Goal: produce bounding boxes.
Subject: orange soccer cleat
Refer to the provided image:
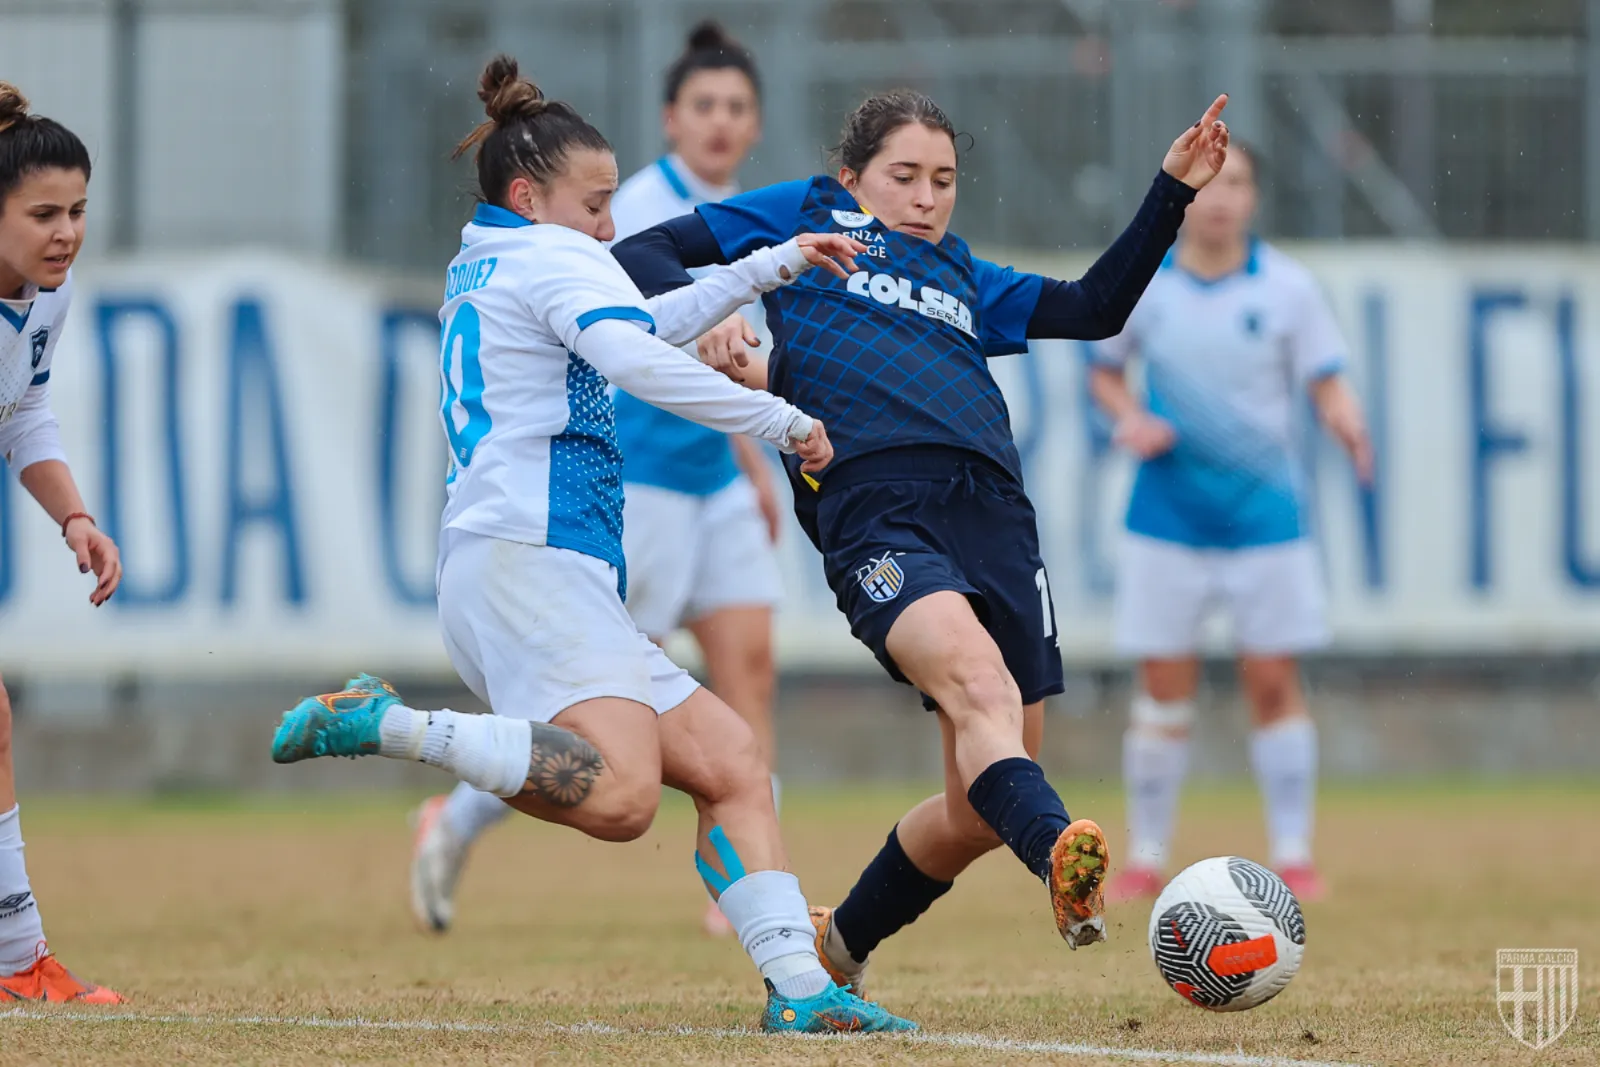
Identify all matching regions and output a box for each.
[807,905,868,999]
[1049,818,1110,949]
[0,948,123,1004]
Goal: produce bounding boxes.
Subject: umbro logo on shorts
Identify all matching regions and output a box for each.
[856,554,906,603]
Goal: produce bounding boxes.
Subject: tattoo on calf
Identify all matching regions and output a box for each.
[523,723,605,807]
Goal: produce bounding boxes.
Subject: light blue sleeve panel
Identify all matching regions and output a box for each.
[696,178,815,260]
[971,257,1045,357]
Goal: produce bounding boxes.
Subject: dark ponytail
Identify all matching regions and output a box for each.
[0,83,92,209]
[833,90,957,174]
[663,20,761,104]
[453,55,611,207]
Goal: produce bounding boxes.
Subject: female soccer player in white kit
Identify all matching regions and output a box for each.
[270,56,913,1033]
[416,22,784,940]
[0,84,124,1004]
[1089,145,1371,904]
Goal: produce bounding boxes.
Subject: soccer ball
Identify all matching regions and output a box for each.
[1148,856,1306,1011]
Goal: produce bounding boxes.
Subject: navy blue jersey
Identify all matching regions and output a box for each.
[697,177,1042,484]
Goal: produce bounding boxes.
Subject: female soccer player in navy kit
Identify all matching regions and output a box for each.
[0,83,124,1004]
[614,90,1230,991]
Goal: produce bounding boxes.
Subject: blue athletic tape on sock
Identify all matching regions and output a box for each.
[694,825,748,897]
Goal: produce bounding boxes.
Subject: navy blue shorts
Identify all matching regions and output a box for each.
[795,446,1065,709]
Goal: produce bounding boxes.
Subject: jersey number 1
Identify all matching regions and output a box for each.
[1035,567,1058,646]
[440,302,491,473]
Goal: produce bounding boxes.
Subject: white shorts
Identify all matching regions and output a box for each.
[436,531,701,723]
[1112,533,1329,658]
[621,476,783,639]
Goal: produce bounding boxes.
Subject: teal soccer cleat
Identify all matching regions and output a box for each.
[270,675,402,763]
[760,980,918,1034]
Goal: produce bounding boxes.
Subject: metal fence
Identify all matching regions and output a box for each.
[3,0,1599,261]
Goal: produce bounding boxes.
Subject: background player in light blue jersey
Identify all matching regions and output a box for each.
[1089,145,1372,905]
[0,84,124,1005]
[413,23,784,940]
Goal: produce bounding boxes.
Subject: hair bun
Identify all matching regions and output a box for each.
[686,19,735,53]
[477,54,547,124]
[0,82,31,135]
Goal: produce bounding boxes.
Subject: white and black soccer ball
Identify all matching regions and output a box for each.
[1148,857,1306,1012]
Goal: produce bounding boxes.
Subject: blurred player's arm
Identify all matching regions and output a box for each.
[1293,273,1373,484]
[1309,374,1373,483]
[1088,361,1176,460]
[731,434,783,543]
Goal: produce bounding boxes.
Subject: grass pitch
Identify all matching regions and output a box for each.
[1,780,1596,1066]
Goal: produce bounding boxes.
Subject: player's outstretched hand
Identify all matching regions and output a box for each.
[794,420,833,473]
[1163,94,1230,190]
[1324,390,1375,484]
[794,233,866,281]
[1113,411,1177,460]
[66,517,122,606]
[698,313,761,375]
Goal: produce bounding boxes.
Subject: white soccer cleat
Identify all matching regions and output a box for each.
[410,795,468,934]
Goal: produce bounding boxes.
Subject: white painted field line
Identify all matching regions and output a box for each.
[0,1007,1373,1067]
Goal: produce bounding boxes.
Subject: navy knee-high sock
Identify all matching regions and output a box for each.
[966,756,1071,883]
[831,826,953,963]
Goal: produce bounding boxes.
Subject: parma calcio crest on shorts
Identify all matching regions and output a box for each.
[856,554,905,603]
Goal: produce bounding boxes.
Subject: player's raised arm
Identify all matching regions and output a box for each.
[999,96,1230,346]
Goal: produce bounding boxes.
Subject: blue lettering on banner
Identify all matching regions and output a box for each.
[1555,292,1600,587]
[96,298,190,606]
[1075,342,1117,598]
[221,298,305,606]
[1468,289,1532,591]
[378,307,443,606]
[1358,290,1388,590]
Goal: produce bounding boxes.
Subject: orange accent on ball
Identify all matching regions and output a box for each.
[1207,933,1278,976]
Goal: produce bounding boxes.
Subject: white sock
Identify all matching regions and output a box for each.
[770,774,782,819]
[381,706,531,798]
[1123,725,1190,870]
[443,781,512,842]
[1250,716,1318,867]
[716,870,832,999]
[0,806,45,975]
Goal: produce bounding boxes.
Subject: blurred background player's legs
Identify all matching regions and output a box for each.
[1230,539,1329,901]
[1105,534,1212,904]
[1107,537,1328,904]
[0,675,121,1004]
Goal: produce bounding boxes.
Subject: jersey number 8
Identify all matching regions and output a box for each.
[440,302,492,475]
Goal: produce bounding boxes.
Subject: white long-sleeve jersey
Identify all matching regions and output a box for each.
[437,204,814,588]
[0,272,71,474]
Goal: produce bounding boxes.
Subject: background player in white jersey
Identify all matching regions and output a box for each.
[415,22,784,940]
[1088,145,1371,904]
[270,57,913,1033]
[0,84,124,1004]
